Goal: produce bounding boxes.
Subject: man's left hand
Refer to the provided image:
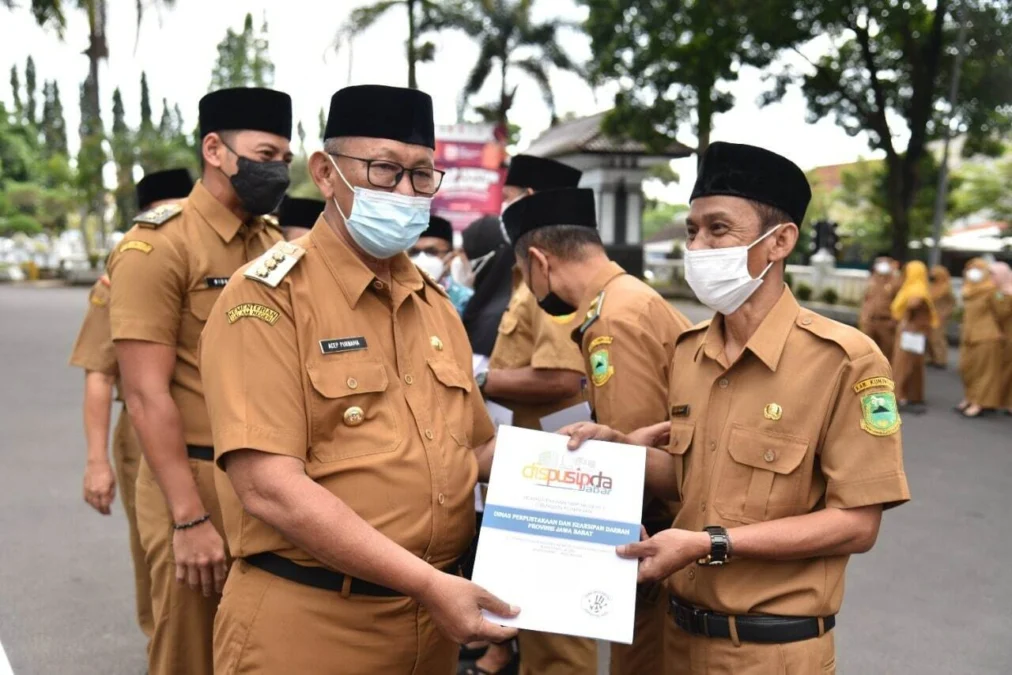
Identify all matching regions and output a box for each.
[617,528,711,584]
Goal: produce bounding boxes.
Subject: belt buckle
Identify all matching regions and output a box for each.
[691,607,709,637]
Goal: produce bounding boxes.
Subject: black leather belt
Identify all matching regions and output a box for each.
[244,551,461,597]
[186,445,214,461]
[669,595,835,644]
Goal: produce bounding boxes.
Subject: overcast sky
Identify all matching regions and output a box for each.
[0,0,889,202]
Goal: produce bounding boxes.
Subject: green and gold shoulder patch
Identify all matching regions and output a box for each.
[589,345,613,387]
[854,377,894,394]
[226,303,280,326]
[859,392,901,437]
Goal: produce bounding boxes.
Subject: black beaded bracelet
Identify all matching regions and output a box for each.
[173,513,211,531]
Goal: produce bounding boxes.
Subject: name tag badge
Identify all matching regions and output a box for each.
[205,277,230,288]
[670,404,691,418]
[320,337,368,355]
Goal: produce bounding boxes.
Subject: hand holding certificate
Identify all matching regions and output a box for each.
[472,425,646,644]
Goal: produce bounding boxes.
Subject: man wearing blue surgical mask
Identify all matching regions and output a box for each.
[199,84,518,674]
[562,142,910,675]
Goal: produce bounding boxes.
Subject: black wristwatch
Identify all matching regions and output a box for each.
[697,526,732,566]
[475,370,489,394]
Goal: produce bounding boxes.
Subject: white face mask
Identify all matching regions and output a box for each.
[410,252,446,281]
[965,268,985,284]
[874,261,894,276]
[683,224,783,315]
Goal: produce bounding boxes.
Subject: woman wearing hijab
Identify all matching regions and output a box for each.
[460,215,515,358]
[956,258,1005,418]
[990,262,1012,416]
[890,261,938,411]
[927,265,956,368]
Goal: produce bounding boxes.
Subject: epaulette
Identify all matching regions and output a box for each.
[262,214,282,231]
[243,241,305,288]
[675,318,711,345]
[418,267,449,298]
[99,274,110,287]
[796,308,875,360]
[134,203,182,228]
[571,290,606,343]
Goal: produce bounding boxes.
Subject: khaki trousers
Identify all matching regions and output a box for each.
[136,457,226,675]
[518,630,598,675]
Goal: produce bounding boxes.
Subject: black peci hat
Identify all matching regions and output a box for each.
[135,168,193,211]
[199,87,293,140]
[278,197,325,229]
[504,155,582,191]
[501,188,597,244]
[324,85,435,149]
[420,215,453,244]
[690,142,811,225]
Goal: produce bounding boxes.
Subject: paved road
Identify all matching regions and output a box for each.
[1,285,1010,674]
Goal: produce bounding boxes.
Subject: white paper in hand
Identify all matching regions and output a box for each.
[540,401,593,433]
[900,331,926,355]
[472,425,645,644]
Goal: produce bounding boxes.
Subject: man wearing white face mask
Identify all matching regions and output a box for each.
[409,214,475,315]
[859,254,901,359]
[199,84,518,674]
[562,142,909,675]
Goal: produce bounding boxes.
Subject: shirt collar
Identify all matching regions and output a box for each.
[697,285,799,372]
[188,180,244,244]
[310,215,425,309]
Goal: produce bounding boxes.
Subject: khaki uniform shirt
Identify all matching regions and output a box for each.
[487,268,586,430]
[572,261,691,529]
[960,291,1004,345]
[199,217,495,570]
[69,277,122,397]
[666,288,910,617]
[107,181,281,446]
[860,274,900,324]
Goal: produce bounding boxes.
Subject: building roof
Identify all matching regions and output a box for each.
[524,112,693,159]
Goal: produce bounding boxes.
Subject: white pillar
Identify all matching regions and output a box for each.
[626,191,642,244]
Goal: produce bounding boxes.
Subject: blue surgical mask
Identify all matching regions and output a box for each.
[328,155,431,259]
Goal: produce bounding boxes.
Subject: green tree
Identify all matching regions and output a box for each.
[139,71,153,133]
[209,13,275,90]
[431,0,580,127]
[581,0,792,158]
[38,79,68,159]
[9,65,22,119]
[77,76,107,248]
[334,0,450,89]
[762,0,1012,260]
[111,88,136,231]
[951,152,1012,225]
[24,55,37,127]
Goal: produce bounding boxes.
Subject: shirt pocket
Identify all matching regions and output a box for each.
[181,288,221,346]
[498,312,519,336]
[714,424,809,524]
[427,358,474,447]
[306,360,400,462]
[667,421,695,501]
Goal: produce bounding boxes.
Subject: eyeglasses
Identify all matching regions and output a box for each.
[329,153,445,196]
[408,246,451,258]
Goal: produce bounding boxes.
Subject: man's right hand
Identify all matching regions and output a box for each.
[83,458,116,515]
[558,422,625,450]
[418,572,520,644]
[173,519,229,597]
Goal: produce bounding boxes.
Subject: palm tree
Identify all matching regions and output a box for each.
[335,0,448,89]
[431,0,580,128]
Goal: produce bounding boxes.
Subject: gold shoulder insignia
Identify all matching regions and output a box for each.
[133,203,182,228]
[119,240,153,254]
[419,268,449,298]
[262,214,282,231]
[243,241,306,288]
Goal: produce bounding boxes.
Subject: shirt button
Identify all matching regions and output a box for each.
[718,378,729,389]
[801,317,813,326]
[404,374,414,385]
[437,493,445,505]
[764,449,776,463]
[373,280,384,290]
[708,441,716,451]
[425,429,434,440]
[347,377,358,390]
[687,568,696,580]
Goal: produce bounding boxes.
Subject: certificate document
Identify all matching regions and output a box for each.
[471,425,645,644]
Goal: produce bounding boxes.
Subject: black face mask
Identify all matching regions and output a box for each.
[221,141,290,215]
[530,259,576,317]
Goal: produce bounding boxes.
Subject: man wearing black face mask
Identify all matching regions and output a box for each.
[107,86,292,675]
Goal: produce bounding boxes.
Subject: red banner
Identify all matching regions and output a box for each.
[433,124,507,233]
